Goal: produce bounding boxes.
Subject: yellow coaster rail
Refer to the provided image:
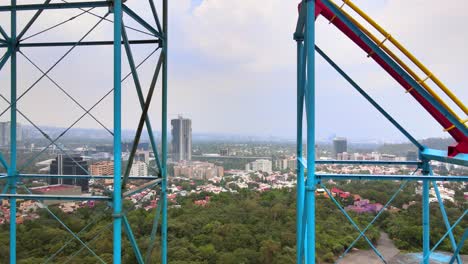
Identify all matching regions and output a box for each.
[331,0,468,124]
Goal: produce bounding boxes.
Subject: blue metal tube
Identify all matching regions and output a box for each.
[424,210,468,263]
[421,148,468,167]
[0,152,9,171]
[300,158,421,167]
[121,24,162,174]
[0,50,11,70]
[17,173,160,180]
[316,160,421,166]
[0,25,8,40]
[123,216,144,264]
[295,0,306,38]
[305,1,316,263]
[0,194,111,201]
[18,39,160,48]
[320,0,468,136]
[295,38,305,264]
[337,181,409,261]
[0,1,110,11]
[113,0,123,263]
[449,229,468,264]
[432,181,462,264]
[16,0,51,40]
[9,1,17,262]
[315,46,424,150]
[1,184,8,194]
[422,161,430,264]
[315,174,468,182]
[145,198,162,263]
[122,5,161,38]
[148,0,162,33]
[161,0,168,262]
[322,185,387,263]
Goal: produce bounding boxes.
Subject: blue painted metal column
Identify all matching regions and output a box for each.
[305,0,316,263]
[421,160,430,264]
[9,1,17,263]
[294,32,305,264]
[113,0,123,263]
[161,0,168,262]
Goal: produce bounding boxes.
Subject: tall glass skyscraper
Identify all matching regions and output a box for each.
[171,116,192,161]
[333,137,347,157]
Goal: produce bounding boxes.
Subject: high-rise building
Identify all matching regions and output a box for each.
[246,159,273,173]
[171,116,192,161]
[333,137,347,158]
[49,154,89,192]
[90,161,114,176]
[173,161,224,180]
[219,148,230,156]
[129,161,148,176]
[0,121,22,146]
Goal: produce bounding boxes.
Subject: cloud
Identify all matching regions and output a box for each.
[0,0,466,142]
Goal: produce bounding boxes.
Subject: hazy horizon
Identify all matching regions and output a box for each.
[0,0,466,143]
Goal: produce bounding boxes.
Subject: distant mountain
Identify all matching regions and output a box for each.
[378,137,455,155]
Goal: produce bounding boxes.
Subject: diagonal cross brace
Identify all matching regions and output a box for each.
[432,180,462,264]
[21,185,106,263]
[449,229,468,264]
[337,181,410,262]
[0,12,110,120]
[0,93,91,175]
[19,50,113,135]
[123,216,144,264]
[321,184,387,263]
[0,50,11,71]
[122,5,162,38]
[16,0,52,41]
[60,0,156,37]
[421,210,468,264]
[148,0,163,34]
[15,47,160,173]
[315,45,424,150]
[145,198,162,263]
[121,34,164,189]
[122,22,163,174]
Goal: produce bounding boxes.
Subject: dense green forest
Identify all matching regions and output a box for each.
[0,183,466,263]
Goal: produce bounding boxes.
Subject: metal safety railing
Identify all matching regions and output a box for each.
[330,0,468,132]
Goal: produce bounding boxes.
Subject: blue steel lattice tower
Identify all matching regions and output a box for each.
[0,0,169,263]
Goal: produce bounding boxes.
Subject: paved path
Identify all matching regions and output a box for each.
[338,232,400,264]
[337,232,468,264]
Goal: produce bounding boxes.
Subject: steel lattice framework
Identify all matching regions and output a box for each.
[0,0,168,263]
[295,0,468,263]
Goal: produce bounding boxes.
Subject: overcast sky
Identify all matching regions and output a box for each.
[0,0,467,143]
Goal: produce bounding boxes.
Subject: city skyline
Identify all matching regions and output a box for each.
[0,1,466,142]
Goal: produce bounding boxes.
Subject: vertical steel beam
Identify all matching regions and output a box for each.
[305,1,316,263]
[161,0,168,263]
[295,37,305,264]
[9,1,17,263]
[422,161,430,264]
[113,0,123,263]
